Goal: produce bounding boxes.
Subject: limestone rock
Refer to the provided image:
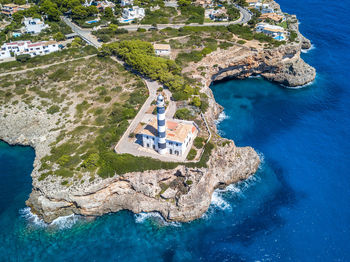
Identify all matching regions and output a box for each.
[161,187,177,199]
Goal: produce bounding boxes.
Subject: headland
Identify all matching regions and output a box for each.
[0,0,315,223]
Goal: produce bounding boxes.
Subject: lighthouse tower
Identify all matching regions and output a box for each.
[156,94,167,154]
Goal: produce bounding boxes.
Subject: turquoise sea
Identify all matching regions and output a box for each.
[1,0,350,261]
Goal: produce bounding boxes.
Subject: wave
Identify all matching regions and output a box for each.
[205,172,262,219]
[20,207,82,229]
[211,191,232,211]
[134,212,181,227]
[215,111,230,125]
[50,214,81,229]
[256,151,265,170]
[301,43,316,53]
[19,207,47,228]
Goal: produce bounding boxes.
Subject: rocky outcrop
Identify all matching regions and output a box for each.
[288,14,312,50]
[0,101,259,223]
[25,143,259,223]
[0,0,315,224]
[188,41,315,88]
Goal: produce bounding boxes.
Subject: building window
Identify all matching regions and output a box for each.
[153,145,155,149]
[170,149,173,154]
[147,144,149,147]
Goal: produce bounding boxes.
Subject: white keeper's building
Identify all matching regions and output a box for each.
[139,94,198,156]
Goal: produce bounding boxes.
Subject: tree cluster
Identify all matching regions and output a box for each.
[99,40,197,101]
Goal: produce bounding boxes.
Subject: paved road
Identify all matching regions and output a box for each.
[118,5,251,31]
[62,16,102,48]
[62,5,251,38]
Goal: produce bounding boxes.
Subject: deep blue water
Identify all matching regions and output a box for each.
[1,0,350,261]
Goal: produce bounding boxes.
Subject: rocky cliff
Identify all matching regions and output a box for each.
[0,1,315,224]
[186,41,315,89]
[26,142,259,223]
[183,9,315,89]
[0,101,259,224]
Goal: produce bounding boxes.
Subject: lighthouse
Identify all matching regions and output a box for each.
[156,94,167,154]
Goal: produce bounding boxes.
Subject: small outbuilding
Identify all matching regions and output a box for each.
[153,44,171,56]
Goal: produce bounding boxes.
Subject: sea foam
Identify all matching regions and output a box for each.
[134,212,181,227]
[301,43,316,54]
[215,111,230,125]
[19,207,47,228]
[205,172,262,219]
[20,207,82,229]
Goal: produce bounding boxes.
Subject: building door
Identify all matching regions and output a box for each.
[170,149,173,154]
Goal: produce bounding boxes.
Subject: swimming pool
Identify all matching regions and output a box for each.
[274,35,285,41]
[12,32,22,37]
[86,20,99,24]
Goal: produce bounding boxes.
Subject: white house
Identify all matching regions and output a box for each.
[96,1,116,11]
[254,3,274,14]
[23,17,49,34]
[120,6,145,23]
[246,0,259,6]
[207,7,228,21]
[153,44,171,56]
[0,40,59,59]
[121,0,133,6]
[255,22,286,40]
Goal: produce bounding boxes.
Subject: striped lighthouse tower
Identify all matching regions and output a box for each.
[156,94,167,154]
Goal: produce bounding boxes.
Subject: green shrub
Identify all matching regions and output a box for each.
[186,179,193,185]
[81,153,99,170]
[289,30,298,42]
[219,42,234,50]
[14,86,26,95]
[48,68,73,81]
[16,54,31,62]
[187,148,197,160]
[115,28,128,34]
[58,155,70,166]
[200,99,209,113]
[176,51,203,65]
[55,168,74,178]
[186,142,214,168]
[174,108,194,120]
[194,137,205,149]
[104,96,112,102]
[47,105,60,114]
[227,24,253,40]
[76,100,90,114]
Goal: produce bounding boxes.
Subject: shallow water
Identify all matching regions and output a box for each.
[0,0,350,260]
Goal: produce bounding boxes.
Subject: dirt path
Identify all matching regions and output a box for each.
[0,55,97,77]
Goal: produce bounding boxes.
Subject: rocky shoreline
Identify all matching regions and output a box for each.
[0,99,260,223]
[186,38,315,91]
[0,5,316,223]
